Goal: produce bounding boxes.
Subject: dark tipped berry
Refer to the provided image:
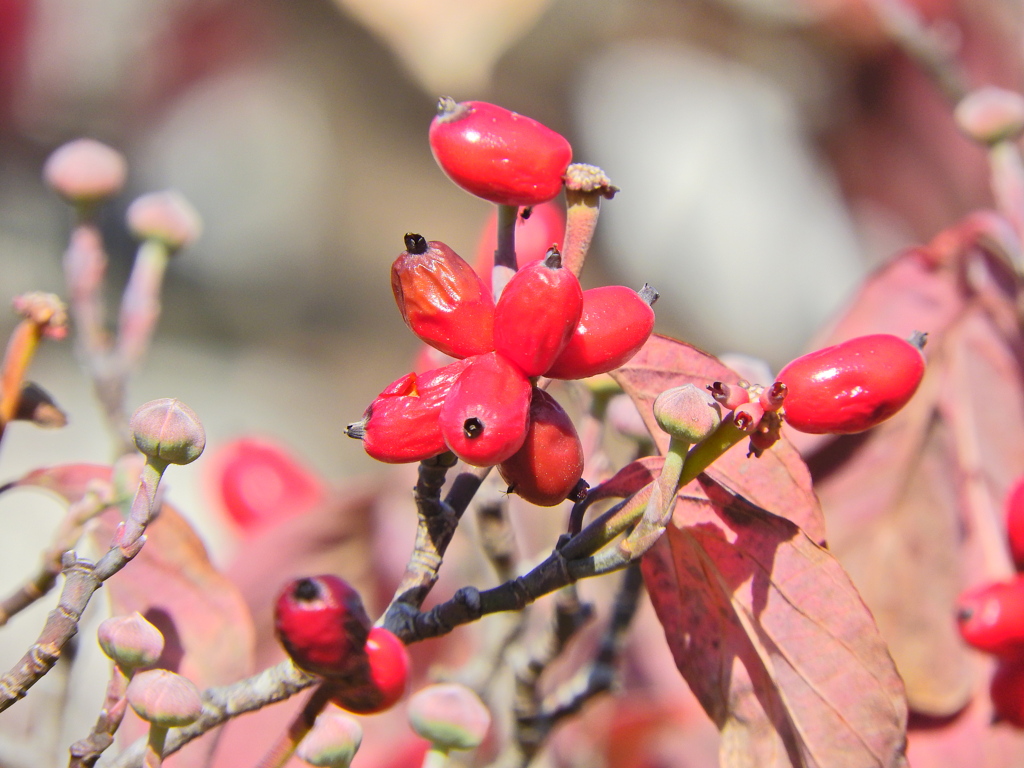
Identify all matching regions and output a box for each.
[274,575,372,677]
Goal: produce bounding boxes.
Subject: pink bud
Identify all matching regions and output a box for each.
[130,398,206,465]
[955,87,1024,145]
[653,384,722,443]
[43,138,127,204]
[407,683,491,751]
[126,191,202,252]
[97,612,164,672]
[126,669,202,727]
[297,711,363,767]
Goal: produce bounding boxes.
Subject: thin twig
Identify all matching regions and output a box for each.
[0,480,112,627]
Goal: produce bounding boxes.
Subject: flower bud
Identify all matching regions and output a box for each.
[407,683,491,751]
[955,87,1024,145]
[653,384,721,443]
[13,292,68,339]
[127,191,202,252]
[14,382,67,428]
[97,612,164,673]
[126,669,202,727]
[130,398,206,465]
[43,138,127,204]
[297,711,363,768]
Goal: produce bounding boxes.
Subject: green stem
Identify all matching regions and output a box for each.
[143,725,167,768]
[421,745,450,768]
[117,239,171,369]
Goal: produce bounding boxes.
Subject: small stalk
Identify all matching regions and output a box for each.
[493,203,519,298]
[561,164,618,277]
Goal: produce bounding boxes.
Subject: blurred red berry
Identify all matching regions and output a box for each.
[991,655,1024,727]
[956,577,1024,657]
[1006,476,1024,571]
[207,437,325,532]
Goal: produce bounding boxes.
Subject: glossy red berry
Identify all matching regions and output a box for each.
[439,352,532,467]
[429,97,572,207]
[1006,476,1024,571]
[493,249,583,377]
[274,576,372,677]
[330,627,410,715]
[392,234,495,359]
[498,388,584,507]
[991,656,1024,727]
[775,333,926,435]
[956,576,1024,656]
[543,285,657,380]
[474,201,565,288]
[207,437,326,533]
[347,359,470,464]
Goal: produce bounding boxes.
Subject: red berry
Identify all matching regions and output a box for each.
[207,437,325,533]
[274,576,372,677]
[543,285,657,380]
[956,577,1024,656]
[991,655,1024,727]
[498,388,584,507]
[439,352,532,467]
[392,234,495,359]
[330,627,410,715]
[473,201,565,288]
[429,97,572,207]
[347,359,470,464]
[775,333,926,435]
[493,249,583,377]
[1006,476,1024,571]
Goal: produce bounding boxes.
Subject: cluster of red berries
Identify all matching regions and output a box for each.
[274,575,409,714]
[957,478,1024,727]
[345,98,657,507]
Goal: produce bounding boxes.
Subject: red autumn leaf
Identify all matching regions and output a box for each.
[790,216,1024,725]
[611,333,825,543]
[642,475,908,768]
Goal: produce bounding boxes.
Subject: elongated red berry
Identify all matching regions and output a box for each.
[330,627,410,715]
[439,352,532,466]
[494,248,583,377]
[498,388,584,507]
[956,576,1024,656]
[544,285,657,380]
[429,97,572,207]
[776,333,926,435]
[392,234,495,359]
[274,575,372,677]
[1006,476,1024,571]
[347,359,470,463]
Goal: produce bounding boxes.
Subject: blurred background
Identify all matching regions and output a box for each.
[0,0,1020,552]
[0,1,1018,766]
